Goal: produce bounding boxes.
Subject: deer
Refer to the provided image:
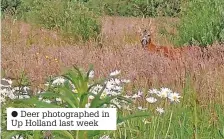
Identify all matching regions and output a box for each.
[139,20,183,60]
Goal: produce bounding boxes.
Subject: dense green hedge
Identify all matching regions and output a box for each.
[86,0,181,17]
[2,0,223,46]
[174,0,224,47]
[2,0,101,42]
[2,0,182,18]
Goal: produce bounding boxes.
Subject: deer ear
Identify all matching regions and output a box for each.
[143,29,148,35]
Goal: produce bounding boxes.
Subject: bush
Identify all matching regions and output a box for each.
[174,0,224,47]
[86,0,181,17]
[1,0,21,16]
[16,0,101,42]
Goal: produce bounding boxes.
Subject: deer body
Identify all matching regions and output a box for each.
[141,29,182,60]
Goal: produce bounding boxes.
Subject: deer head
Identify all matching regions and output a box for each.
[138,18,153,49]
[141,29,151,49]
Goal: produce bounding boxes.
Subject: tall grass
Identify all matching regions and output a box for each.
[1,67,224,139]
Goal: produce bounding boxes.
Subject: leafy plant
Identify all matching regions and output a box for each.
[86,0,181,17]
[2,65,150,139]
[174,0,224,47]
[14,0,101,42]
[1,0,21,16]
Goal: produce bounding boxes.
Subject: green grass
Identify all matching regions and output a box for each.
[173,0,224,47]
[2,0,102,42]
[1,66,224,139]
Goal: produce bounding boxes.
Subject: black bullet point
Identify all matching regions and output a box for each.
[12,111,18,117]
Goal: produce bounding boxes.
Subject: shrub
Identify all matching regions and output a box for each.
[86,0,181,17]
[16,0,101,42]
[174,0,224,47]
[1,0,21,15]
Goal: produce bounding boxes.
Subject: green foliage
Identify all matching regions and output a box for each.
[86,0,181,17]
[1,65,150,139]
[14,0,101,42]
[2,0,182,18]
[174,0,224,47]
[1,65,224,138]
[1,0,21,15]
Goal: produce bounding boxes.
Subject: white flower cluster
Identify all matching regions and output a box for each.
[143,87,181,115]
[125,87,181,115]
[42,70,131,109]
[147,87,181,103]
[11,134,24,139]
[0,78,31,103]
[90,78,124,97]
[89,70,130,109]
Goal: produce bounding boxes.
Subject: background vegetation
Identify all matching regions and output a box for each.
[1,0,224,138]
[173,0,224,47]
[2,0,223,46]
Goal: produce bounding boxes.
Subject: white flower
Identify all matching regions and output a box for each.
[157,88,172,98]
[124,95,132,98]
[110,70,120,76]
[148,89,159,94]
[168,92,181,103]
[113,86,122,91]
[56,98,62,102]
[132,90,143,99]
[12,135,24,139]
[70,83,76,89]
[38,96,43,100]
[137,90,143,96]
[0,96,6,103]
[138,106,147,110]
[99,135,111,139]
[88,95,95,100]
[100,92,107,99]
[37,90,44,94]
[23,86,30,93]
[85,103,90,108]
[72,89,78,94]
[106,90,121,96]
[52,77,65,86]
[89,70,94,78]
[156,107,165,114]
[91,84,103,95]
[132,94,140,99]
[43,99,51,104]
[121,79,130,83]
[146,97,157,103]
[114,78,121,84]
[0,88,15,100]
[18,95,30,99]
[1,78,12,87]
[110,98,121,109]
[106,81,114,90]
[106,78,120,89]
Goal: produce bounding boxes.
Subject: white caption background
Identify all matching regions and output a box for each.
[7,108,117,130]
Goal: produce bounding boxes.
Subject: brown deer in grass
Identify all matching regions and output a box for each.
[139,19,210,60]
[140,26,183,60]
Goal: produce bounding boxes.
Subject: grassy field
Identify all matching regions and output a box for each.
[1,12,224,139]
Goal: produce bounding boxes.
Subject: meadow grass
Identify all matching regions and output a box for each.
[1,66,224,139]
[1,14,224,139]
